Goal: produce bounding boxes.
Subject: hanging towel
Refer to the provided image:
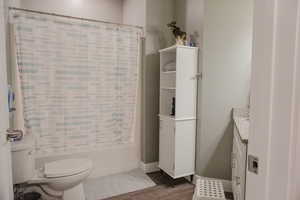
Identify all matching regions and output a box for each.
[10,26,25,134]
[164,61,176,72]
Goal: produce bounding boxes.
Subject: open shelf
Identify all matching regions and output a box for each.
[162,60,176,73]
[160,48,176,73]
[158,114,175,120]
[162,70,176,74]
[159,88,175,117]
[161,87,176,90]
[162,61,176,73]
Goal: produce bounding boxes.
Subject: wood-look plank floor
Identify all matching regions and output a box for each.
[101,172,194,200]
[101,183,194,200]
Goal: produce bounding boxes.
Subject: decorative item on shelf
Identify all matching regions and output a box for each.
[171,97,176,116]
[187,34,197,47]
[167,21,187,45]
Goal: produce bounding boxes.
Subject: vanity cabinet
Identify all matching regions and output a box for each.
[158,45,198,179]
[232,124,248,200]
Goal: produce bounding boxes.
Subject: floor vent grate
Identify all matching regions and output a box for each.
[193,178,226,200]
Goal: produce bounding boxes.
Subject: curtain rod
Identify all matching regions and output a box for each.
[9,7,144,31]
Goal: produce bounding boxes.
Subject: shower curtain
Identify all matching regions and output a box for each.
[10,10,142,156]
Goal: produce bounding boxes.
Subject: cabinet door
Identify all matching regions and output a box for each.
[174,120,196,177]
[175,48,198,119]
[234,185,242,200]
[159,119,175,176]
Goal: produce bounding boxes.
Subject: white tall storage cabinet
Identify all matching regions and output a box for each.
[158,45,198,179]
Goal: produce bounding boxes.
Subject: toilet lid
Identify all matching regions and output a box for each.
[44,159,92,178]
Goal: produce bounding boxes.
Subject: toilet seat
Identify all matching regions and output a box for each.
[44,159,92,178]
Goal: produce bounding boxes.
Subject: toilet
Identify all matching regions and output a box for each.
[11,135,93,200]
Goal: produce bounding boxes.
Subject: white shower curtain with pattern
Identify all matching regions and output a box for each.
[10,10,142,156]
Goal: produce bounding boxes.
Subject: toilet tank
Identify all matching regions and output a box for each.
[11,135,35,184]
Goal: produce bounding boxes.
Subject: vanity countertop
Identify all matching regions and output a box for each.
[233,108,250,143]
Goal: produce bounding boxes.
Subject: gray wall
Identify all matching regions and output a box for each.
[142,0,175,163]
[175,0,204,46]
[122,0,147,163]
[198,0,253,179]
[123,0,146,27]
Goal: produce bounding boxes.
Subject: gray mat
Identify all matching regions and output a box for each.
[83,169,156,200]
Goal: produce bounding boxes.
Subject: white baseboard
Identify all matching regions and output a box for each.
[193,175,232,192]
[140,161,160,173]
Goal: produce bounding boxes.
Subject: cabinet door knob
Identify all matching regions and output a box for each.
[235,176,241,185]
[231,152,237,168]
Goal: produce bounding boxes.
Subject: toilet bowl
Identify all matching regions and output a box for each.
[30,158,93,199]
[11,135,93,200]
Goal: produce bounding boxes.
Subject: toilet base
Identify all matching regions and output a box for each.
[63,183,86,200]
